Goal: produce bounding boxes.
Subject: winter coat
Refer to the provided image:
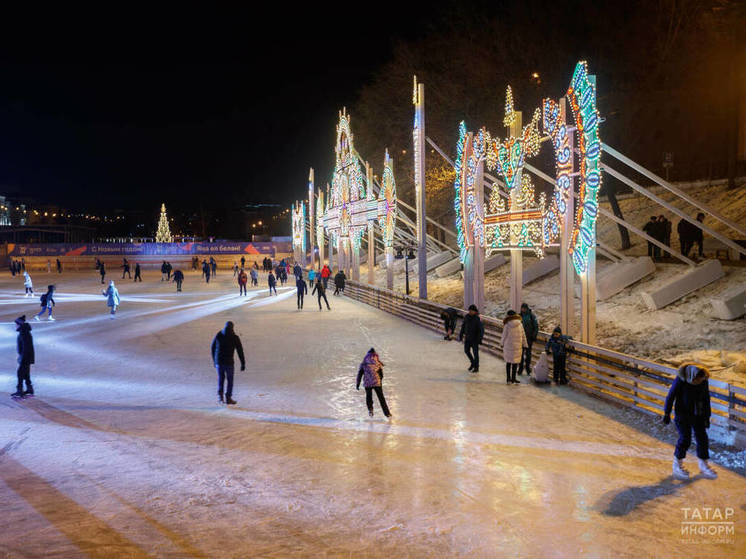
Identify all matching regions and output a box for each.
[268,273,276,287]
[664,364,712,423]
[545,333,571,357]
[249,269,258,280]
[356,350,383,388]
[311,281,326,296]
[173,270,184,282]
[296,278,308,294]
[501,314,527,364]
[293,264,302,279]
[211,322,245,368]
[238,271,248,285]
[23,272,32,288]
[441,307,458,327]
[321,266,331,279]
[103,285,120,307]
[459,313,484,344]
[17,321,34,366]
[40,290,55,308]
[309,270,316,282]
[520,308,539,341]
[334,271,346,288]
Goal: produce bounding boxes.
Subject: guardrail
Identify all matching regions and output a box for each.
[344,280,746,447]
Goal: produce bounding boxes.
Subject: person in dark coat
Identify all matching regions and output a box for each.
[356,347,391,418]
[203,261,211,283]
[693,212,705,257]
[268,271,277,295]
[134,263,142,282]
[459,304,484,373]
[333,270,346,295]
[440,307,458,340]
[658,215,671,257]
[642,216,658,259]
[166,261,173,280]
[56,258,62,274]
[677,218,692,257]
[211,321,245,405]
[518,303,539,375]
[312,278,330,310]
[12,315,35,398]
[545,326,571,384]
[173,269,184,292]
[293,263,303,280]
[35,285,56,321]
[296,276,308,309]
[99,262,106,284]
[240,256,246,269]
[121,258,131,279]
[664,363,717,479]
[161,261,169,281]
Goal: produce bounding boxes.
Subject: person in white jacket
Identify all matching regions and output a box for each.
[501,310,527,384]
[23,271,33,297]
[103,280,121,318]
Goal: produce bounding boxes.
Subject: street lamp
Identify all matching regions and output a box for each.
[394,245,416,295]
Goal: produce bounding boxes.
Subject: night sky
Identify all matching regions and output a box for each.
[0,4,427,213]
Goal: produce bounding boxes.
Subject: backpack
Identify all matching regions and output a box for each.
[40,293,48,307]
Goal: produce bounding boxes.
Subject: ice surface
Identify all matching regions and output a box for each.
[0,270,744,557]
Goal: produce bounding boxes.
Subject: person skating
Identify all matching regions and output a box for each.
[312,278,330,310]
[211,321,246,405]
[249,267,258,286]
[232,262,239,278]
[99,262,106,284]
[293,262,303,280]
[333,270,346,295]
[459,304,484,373]
[23,271,33,297]
[238,268,248,296]
[204,261,211,284]
[518,303,538,375]
[173,269,184,292]
[664,363,717,480]
[121,258,131,279]
[134,263,142,282]
[501,310,528,384]
[296,275,308,309]
[308,268,316,287]
[103,280,121,318]
[35,285,56,321]
[56,258,62,274]
[268,271,277,295]
[11,315,35,399]
[321,264,331,289]
[356,347,391,418]
[545,326,571,384]
[240,256,246,269]
[166,261,173,281]
[440,307,458,340]
[161,261,169,281]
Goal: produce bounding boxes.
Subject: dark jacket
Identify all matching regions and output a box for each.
[296,278,308,294]
[311,281,326,296]
[664,364,711,423]
[40,289,55,308]
[268,273,276,287]
[211,322,245,368]
[334,271,346,288]
[459,313,484,344]
[441,307,458,327]
[293,264,302,279]
[17,321,34,366]
[545,333,571,356]
[173,270,184,282]
[520,308,539,341]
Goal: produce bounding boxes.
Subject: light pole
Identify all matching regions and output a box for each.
[394,245,416,295]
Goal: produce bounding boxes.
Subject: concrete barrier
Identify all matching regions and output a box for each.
[641,259,724,310]
[596,257,655,300]
[711,285,746,320]
[460,253,507,280]
[522,255,559,286]
[435,257,461,278]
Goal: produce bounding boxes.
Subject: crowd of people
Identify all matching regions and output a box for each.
[642,213,705,260]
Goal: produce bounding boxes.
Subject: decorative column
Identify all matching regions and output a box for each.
[366,162,375,285]
[558,97,576,337]
[308,168,315,269]
[462,132,485,311]
[580,76,598,345]
[385,246,394,290]
[317,192,325,270]
[413,76,427,299]
[351,241,360,281]
[508,112,523,312]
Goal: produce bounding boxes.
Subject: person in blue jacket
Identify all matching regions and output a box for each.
[664,363,717,480]
[35,285,56,322]
[296,276,308,309]
[103,280,121,317]
[545,326,571,384]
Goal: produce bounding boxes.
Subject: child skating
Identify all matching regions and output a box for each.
[23,271,33,297]
[35,285,56,321]
[545,326,571,384]
[663,363,717,480]
[356,347,391,419]
[103,280,121,317]
[11,315,35,399]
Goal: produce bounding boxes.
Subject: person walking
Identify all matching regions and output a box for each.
[321,264,331,289]
[121,258,131,279]
[293,262,303,280]
[35,285,56,321]
[459,304,484,373]
[356,347,391,419]
[677,217,692,257]
[240,256,246,269]
[518,303,538,375]
[238,268,248,296]
[249,267,258,286]
[56,258,62,274]
[211,321,245,405]
[99,262,106,284]
[23,271,33,297]
[440,307,458,340]
[296,275,307,309]
[311,278,330,310]
[161,261,169,281]
[134,263,142,282]
[103,280,121,318]
[642,216,658,259]
[501,310,528,384]
[204,261,211,284]
[663,363,717,480]
[659,215,672,258]
[268,271,277,295]
[693,212,705,258]
[11,315,35,399]
[173,269,184,292]
[545,326,571,384]
[333,270,346,295]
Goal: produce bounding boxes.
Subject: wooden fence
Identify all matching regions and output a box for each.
[344,280,746,447]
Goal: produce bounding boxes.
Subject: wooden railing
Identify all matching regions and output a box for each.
[344,280,746,446]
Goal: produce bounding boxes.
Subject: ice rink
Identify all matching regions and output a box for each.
[0,269,744,558]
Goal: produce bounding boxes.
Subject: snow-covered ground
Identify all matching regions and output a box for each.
[0,271,744,557]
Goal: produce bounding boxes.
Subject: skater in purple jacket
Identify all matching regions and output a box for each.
[356,348,391,419]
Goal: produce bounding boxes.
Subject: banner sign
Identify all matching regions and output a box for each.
[6,242,292,257]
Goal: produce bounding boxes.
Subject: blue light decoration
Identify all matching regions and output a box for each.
[453,122,486,263]
[454,122,468,262]
[566,61,601,275]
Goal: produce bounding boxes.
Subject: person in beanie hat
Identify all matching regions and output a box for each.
[459,304,484,373]
[356,347,391,418]
[12,315,35,398]
[103,280,121,317]
[501,310,528,384]
[545,326,571,384]
[664,363,717,480]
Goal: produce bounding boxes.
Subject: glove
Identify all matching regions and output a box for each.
[240,364,246,371]
[663,414,670,425]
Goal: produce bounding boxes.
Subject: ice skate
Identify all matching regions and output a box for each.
[11,391,24,399]
[218,393,224,404]
[672,458,689,480]
[368,410,374,417]
[48,316,56,321]
[34,315,40,321]
[698,459,717,479]
[225,397,237,405]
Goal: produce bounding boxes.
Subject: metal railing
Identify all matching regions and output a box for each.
[343,280,746,445]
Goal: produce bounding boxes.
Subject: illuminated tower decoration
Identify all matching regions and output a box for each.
[378,149,398,289]
[308,168,315,269]
[316,190,325,267]
[413,75,427,299]
[155,203,173,243]
[291,200,306,265]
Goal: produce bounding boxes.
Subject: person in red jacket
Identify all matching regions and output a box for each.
[320,265,331,289]
[238,269,248,296]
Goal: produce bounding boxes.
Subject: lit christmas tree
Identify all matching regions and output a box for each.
[156,203,173,243]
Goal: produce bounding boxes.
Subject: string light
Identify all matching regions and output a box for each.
[291,200,306,253]
[378,149,397,248]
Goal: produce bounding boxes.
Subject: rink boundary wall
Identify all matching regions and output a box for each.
[343,280,746,449]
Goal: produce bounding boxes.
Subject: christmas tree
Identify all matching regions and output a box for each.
[156,203,173,243]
